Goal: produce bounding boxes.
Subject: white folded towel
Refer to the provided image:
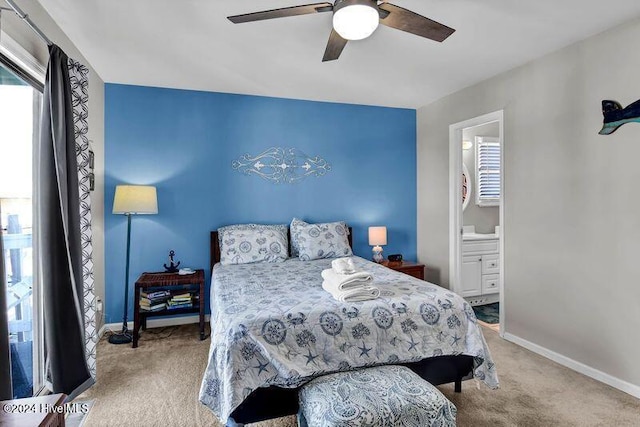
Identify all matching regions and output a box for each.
[322,281,380,302]
[331,257,358,274]
[321,268,374,291]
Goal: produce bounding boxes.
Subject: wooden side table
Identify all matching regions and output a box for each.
[380,260,425,280]
[0,393,66,427]
[133,269,205,348]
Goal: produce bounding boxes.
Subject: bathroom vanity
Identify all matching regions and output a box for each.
[461,227,500,306]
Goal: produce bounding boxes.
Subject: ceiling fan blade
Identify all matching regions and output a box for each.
[378,3,455,42]
[228,3,333,24]
[322,29,348,62]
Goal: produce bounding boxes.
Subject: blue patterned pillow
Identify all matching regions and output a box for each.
[218,224,288,265]
[290,218,352,261]
[289,218,305,258]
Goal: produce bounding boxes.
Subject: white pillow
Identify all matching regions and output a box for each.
[218,224,288,265]
[290,218,352,261]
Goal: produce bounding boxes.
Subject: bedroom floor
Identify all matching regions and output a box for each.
[473,303,500,333]
[77,324,640,427]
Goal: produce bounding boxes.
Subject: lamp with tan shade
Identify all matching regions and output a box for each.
[110,185,158,345]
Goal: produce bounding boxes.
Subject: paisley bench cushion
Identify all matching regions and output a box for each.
[298,365,457,427]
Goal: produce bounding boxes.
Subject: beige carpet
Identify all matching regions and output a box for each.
[78,325,640,426]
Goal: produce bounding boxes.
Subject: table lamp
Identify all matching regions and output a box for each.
[368,226,387,263]
[110,185,158,344]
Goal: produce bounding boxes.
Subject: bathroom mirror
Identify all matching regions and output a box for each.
[462,163,471,211]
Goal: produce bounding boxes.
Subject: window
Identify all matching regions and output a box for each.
[475,137,500,207]
[1,35,45,399]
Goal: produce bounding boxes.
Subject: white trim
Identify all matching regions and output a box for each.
[102,314,210,336]
[448,124,462,304]
[504,333,640,399]
[448,110,504,337]
[0,30,46,82]
[497,116,505,339]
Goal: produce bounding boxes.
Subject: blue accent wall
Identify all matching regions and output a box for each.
[105,84,416,323]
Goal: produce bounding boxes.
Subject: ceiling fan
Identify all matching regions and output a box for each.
[228,0,455,62]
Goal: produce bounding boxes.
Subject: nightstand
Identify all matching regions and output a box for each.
[380,260,425,280]
[133,269,205,348]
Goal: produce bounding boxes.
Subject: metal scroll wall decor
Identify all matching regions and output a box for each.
[599,99,640,135]
[232,147,331,184]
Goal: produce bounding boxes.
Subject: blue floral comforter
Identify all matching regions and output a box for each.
[199,256,499,422]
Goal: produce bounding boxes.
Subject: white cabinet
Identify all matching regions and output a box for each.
[461,255,482,297]
[481,254,499,275]
[460,237,500,298]
[482,274,499,294]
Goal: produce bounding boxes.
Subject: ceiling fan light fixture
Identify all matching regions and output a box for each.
[332,0,379,41]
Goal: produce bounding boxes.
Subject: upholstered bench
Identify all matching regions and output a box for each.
[298,365,457,427]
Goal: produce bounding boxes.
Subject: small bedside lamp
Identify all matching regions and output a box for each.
[368,226,387,263]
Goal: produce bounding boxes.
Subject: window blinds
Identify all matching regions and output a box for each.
[476,139,500,206]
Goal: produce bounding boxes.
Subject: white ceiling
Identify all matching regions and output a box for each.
[37,0,640,109]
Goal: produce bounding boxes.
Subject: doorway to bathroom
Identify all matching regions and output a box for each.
[448,111,504,336]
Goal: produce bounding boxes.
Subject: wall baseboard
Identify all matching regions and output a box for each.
[100,314,210,338]
[503,332,640,399]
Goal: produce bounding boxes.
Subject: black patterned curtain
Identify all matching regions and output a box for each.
[36,44,95,400]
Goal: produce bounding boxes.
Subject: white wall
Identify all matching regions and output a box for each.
[462,122,500,234]
[418,17,640,390]
[1,1,105,329]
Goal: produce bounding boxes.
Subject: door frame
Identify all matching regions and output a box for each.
[448,110,504,337]
[0,33,46,396]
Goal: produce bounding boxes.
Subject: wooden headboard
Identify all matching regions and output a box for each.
[210,226,353,270]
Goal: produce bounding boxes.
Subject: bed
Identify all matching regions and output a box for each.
[200,229,499,425]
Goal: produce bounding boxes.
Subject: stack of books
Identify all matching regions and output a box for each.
[166,292,193,310]
[139,290,170,312]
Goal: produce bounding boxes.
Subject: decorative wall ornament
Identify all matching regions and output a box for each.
[232,147,331,184]
[599,99,640,135]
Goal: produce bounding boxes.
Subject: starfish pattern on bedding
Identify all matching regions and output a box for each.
[254,361,269,375]
[407,336,419,351]
[304,349,319,365]
[358,343,372,357]
[451,334,461,346]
